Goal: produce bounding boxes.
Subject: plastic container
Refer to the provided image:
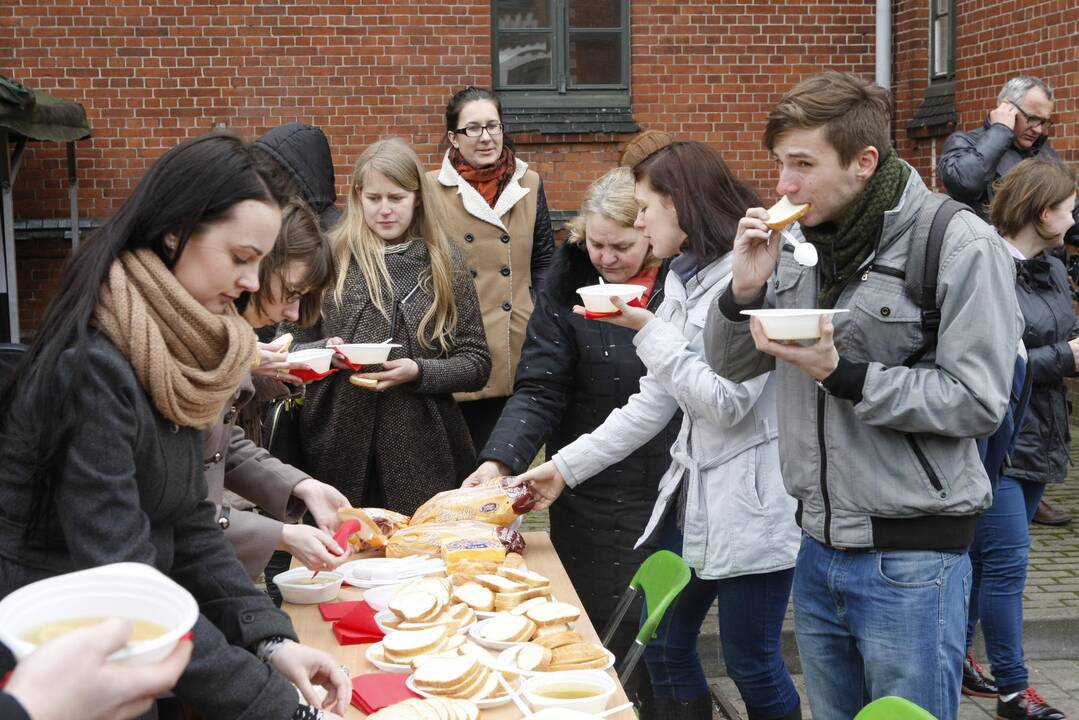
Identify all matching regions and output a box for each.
[286,348,336,373]
[0,562,198,665]
[522,669,617,714]
[333,343,401,366]
[575,284,647,313]
[272,568,344,604]
[740,308,849,341]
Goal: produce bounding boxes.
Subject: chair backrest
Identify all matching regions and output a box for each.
[854,696,938,720]
[629,549,691,644]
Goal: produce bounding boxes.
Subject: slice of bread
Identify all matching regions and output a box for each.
[367,702,423,719]
[465,671,499,702]
[398,699,441,720]
[493,586,551,611]
[550,642,607,665]
[502,552,525,568]
[414,577,452,606]
[509,596,550,617]
[508,616,537,643]
[452,582,494,612]
[525,601,580,627]
[451,699,480,720]
[496,565,550,589]
[382,626,448,662]
[764,196,811,230]
[545,655,610,671]
[515,642,552,671]
[480,613,532,643]
[390,590,440,622]
[473,574,527,594]
[531,630,584,649]
[413,655,482,692]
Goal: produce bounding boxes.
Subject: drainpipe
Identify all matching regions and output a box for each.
[876,0,891,89]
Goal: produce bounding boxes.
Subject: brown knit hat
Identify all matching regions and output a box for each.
[619,129,674,168]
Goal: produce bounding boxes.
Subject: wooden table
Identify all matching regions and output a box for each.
[284,531,636,719]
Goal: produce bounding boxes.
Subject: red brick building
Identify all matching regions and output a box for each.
[2,0,1076,338]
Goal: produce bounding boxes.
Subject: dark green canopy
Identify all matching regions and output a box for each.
[0,76,90,142]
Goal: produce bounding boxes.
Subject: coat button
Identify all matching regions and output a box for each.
[500,234,510,244]
[464,233,475,243]
[470,268,477,278]
[241,612,255,623]
[212,452,223,463]
[880,306,891,317]
[500,266,511,277]
[501,301,512,311]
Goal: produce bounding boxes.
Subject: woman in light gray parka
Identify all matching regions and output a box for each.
[512,141,801,720]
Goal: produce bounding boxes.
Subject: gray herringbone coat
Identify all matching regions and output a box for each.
[284,241,490,512]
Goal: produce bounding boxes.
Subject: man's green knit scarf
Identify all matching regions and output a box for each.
[802,150,910,308]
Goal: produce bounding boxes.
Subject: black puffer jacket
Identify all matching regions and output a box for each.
[1007,252,1079,484]
[254,123,341,231]
[481,242,680,640]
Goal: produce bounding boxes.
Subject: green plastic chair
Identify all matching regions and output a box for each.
[599,549,691,685]
[854,696,938,720]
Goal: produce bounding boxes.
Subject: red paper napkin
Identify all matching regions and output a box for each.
[584,296,644,320]
[318,600,366,622]
[291,367,339,383]
[336,600,383,637]
[331,623,382,646]
[351,672,419,714]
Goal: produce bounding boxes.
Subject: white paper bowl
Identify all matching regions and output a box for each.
[576,284,647,313]
[0,563,198,665]
[740,308,849,341]
[523,669,617,714]
[273,569,344,605]
[286,348,336,373]
[334,343,401,365]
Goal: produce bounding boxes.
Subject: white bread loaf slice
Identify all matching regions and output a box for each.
[397,700,440,720]
[466,671,500,702]
[526,601,580,627]
[493,586,551,611]
[480,613,532,643]
[531,630,584,649]
[414,577,452,606]
[472,574,527,594]
[382,626,448,661]
[496,565,550,589]
[764,195,811,230]
[390,590,440,621]
[367,702,423,719]
[413,655,482,692]
[452,582,495,612]
[509,596,550,616]
[515,642,552,671]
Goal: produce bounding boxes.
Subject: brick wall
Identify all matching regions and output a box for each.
[3,0,1075,336]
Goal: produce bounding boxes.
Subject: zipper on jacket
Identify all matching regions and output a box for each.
[905,434,944,492]
[817,387,832,546]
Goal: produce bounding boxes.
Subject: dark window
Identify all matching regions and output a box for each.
[930,0,955,81]
[492,0,635,131]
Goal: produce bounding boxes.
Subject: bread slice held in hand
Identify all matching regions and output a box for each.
[764,195,811,229]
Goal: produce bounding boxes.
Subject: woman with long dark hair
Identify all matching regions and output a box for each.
[516,142,802,720]
[0,133,349,720]
[429,86,554,451]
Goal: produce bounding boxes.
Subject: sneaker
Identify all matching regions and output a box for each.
[963,652,998,698]
[996,687,1067,720]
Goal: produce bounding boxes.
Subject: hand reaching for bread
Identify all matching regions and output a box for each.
[509,461,565,511]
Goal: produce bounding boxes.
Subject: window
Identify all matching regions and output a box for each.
[930,0,955,81]
[492,0,636,132]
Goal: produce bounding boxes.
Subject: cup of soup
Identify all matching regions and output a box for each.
[0,562,199,665]
[523,669,617,714]
[576,284,647,314]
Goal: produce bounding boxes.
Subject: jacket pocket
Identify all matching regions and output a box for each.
[844,277,923,363]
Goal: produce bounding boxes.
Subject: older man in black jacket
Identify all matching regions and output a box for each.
[939,75,1077,526]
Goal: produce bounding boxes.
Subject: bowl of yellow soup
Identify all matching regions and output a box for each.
[272,568,345,604]
[0,562,198,665]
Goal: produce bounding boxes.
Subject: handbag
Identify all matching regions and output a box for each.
[263,391,306,470]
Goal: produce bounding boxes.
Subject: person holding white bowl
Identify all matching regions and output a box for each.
[513,141,802,720]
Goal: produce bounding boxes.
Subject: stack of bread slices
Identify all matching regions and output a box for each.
[411,654,515,704]
[382,577,476,634]
[451,565,553,612]
[379,626,469,665]
[478,600,581,644]
[514,629,610,672]
[366,697,479,720]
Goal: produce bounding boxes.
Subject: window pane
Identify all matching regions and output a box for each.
[569,31,623,86]
[497,0,551,30]
[497,32,553,87]
[932,15,950,76]
[569,0,621,28]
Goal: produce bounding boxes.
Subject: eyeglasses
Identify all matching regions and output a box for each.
[1008,101,1053,130]
[452,122,504,138]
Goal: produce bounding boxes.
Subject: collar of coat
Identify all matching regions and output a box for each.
[436,151,531,232]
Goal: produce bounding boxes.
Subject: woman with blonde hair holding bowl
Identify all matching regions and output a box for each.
[282,138,490,512]
[430,86,554,451]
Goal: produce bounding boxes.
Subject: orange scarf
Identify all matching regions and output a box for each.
[624,264,661,306]
[451,146,516,207]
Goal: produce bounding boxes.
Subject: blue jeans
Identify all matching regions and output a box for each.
[792,534,971,720]
[965,476,1045,693]
[643,511,800,719]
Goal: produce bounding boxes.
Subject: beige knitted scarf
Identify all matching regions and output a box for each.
[93,247,258,429]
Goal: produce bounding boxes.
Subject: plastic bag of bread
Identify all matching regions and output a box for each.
[335,507,408,552]
[409,477,535,527]
[363,507,411,536]
[386,520,525,560]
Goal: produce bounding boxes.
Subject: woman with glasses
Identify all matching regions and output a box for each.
[429,86,555,451]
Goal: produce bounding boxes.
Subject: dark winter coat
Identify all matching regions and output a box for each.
[938,119,1079,244]
[0,333,301,720]
[480,242,680,636]
[1007,252,1078,484]
[284,241,491,512]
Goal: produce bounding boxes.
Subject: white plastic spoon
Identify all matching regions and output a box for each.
[597,702,636,717]
[780,229,818,267]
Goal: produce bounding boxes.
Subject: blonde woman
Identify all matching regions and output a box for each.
[283,138,491,512]
[464,166,676,712]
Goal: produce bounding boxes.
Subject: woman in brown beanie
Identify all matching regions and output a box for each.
[0,133,349,720]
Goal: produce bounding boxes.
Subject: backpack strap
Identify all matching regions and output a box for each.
[902,195,970,367]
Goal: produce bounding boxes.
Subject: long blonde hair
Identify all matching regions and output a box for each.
[332,138,458,353]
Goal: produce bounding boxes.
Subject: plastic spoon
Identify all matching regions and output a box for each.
[780,229,818,267]
[597,702,636,717]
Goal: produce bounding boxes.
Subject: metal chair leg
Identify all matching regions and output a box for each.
[600,585,639,647]
[617,639,647,687]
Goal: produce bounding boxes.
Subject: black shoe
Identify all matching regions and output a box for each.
[963,651,998,698]
[996,687,1067,719]
[652,695,715,720]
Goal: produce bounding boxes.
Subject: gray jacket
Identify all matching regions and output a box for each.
[938,119,1079,243]
[704,167,1023,550]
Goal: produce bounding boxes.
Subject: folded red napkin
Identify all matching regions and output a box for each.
[351,672,419,714]
[584,296,644,320]
[331,623,382,646]
[336,600,383,636]
[318,600,366,622]
[291,367,338,383]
